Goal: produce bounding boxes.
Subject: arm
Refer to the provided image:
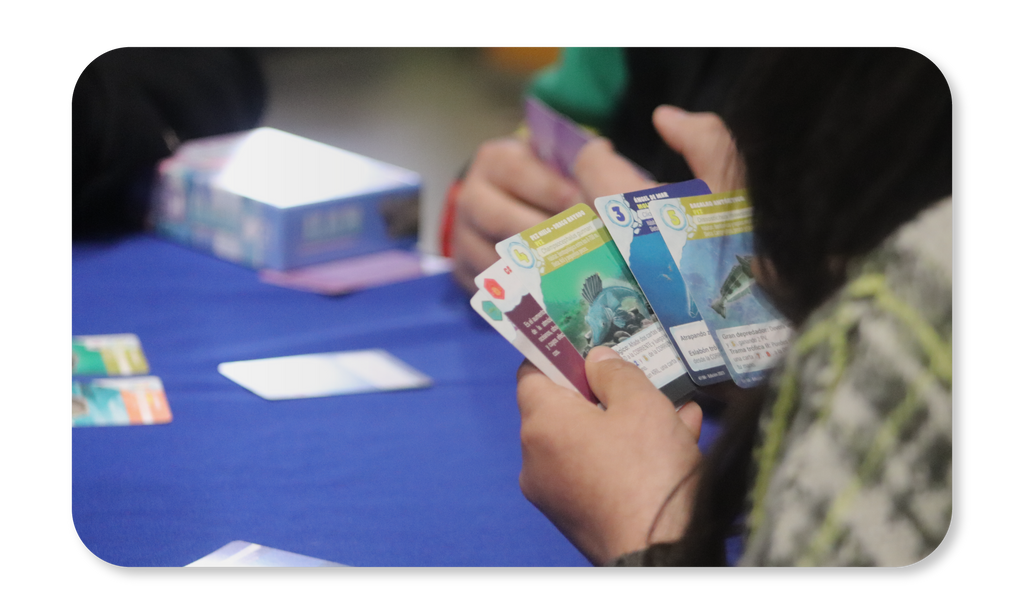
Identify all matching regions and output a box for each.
[514,107,744,564]
[517,347,704,564]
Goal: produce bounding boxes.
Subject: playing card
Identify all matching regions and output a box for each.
[496,203,695,406]
[258,250,452,295]
[218,349,432,400]
[595,180,731,386]
[649,190,791,388]
[186,541,346,567]
[72,376,172,427]
[471,259,595,402]
[72,334,149,376]
[524,97,595,178]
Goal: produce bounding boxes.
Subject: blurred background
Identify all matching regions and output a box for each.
[253,48,560,255]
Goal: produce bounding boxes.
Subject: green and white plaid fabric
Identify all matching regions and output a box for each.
[741,198,953,566]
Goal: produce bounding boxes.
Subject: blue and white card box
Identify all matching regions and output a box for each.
[151,127,421,270]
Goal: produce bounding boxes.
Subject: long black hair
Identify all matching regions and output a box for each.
[643,48,952,565]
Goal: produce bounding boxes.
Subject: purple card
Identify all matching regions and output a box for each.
[259,250,452,295]
[525,97,651,181]
[525,97,595,177]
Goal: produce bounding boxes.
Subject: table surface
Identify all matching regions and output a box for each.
[72,235,722,567]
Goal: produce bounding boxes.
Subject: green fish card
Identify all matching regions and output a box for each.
[649,190,791,388]
[496,203,696,406]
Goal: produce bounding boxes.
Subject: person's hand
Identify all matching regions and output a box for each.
[451,137,583,291]
[572,137,657,206]
[651,105,744,193]
[452,107,739,292]
[572,105,742,206]
[516,346,704,565]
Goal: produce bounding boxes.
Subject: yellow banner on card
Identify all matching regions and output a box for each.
[676,190,752,239]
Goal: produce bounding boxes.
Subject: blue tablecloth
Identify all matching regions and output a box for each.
[72,235,722,567]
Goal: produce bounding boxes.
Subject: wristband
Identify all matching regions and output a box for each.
[439,178,462,258]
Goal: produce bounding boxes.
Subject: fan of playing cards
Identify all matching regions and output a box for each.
[470,100,793,406]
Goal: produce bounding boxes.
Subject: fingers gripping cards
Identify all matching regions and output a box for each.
[595,180,731,386]
[648,190,791,388]
[495,203,696,406]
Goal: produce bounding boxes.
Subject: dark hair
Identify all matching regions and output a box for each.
[73,48,265,238]
[730,48,952,323]
[644,48,952,565]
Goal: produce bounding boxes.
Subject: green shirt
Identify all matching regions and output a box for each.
[528,48,628,132]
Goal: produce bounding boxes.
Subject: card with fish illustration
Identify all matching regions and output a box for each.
[649,190,791,388]
[596,180,731,386]
[496,203,695,406]
[72,334,149,376]
[72,376,172,427]
[471,259,595,403]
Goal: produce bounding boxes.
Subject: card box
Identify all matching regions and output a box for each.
[150,127,421,270]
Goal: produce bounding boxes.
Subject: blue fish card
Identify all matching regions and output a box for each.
[496,203,696,407]
[595,180,731,386]
[649,190,791,388]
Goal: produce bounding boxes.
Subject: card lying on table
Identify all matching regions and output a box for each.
[218,349,432,400]
[186,540,346,567]
[72,376,172,427]
[258,249,452,295]
[72,334,149,376]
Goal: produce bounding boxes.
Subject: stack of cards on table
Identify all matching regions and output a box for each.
[471,179,794,406]
[258,249,453,296]
[72,334,172,427]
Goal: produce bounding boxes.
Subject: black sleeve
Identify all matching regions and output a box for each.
[605,48,754,184]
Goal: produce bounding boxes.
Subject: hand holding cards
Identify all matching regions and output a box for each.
[496,203,696,405]
[471,181,794,407]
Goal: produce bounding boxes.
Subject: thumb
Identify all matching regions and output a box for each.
[572,137,656,205]
[677,400,703,441]
[652,105,742,193]
[584,346,673,415]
